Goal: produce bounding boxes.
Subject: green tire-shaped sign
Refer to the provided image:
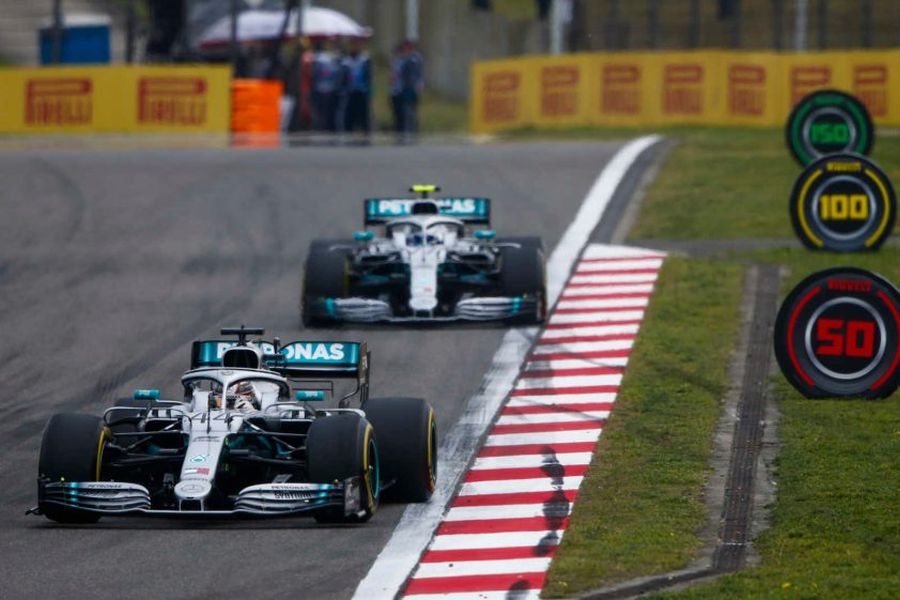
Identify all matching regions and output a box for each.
[789,153,895,252]
[786,89,874,167]
[774,268,900,399]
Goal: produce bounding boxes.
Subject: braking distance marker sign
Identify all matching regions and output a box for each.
[774,268,900,399]
[789,153,895,252]
[786,89,874,167]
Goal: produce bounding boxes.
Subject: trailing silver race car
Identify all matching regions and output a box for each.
[31,327,436,524]
[302,184,547,325]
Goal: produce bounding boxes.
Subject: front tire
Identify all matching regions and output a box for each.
[38,413,109,523]
[362,397,437,503]
[497,236,547,324]
[307,413,379,523]
[302,239,350,327]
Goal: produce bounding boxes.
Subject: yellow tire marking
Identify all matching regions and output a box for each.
[95,427,110,481]
[363,424,376,512]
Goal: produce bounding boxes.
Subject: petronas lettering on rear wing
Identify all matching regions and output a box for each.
[190,339,367,381]
[363,197,491,225]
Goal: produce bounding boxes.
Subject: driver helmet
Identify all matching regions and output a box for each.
[230,381,259,411]
[407,232,439,246]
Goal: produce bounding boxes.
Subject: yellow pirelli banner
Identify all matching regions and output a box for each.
[0,65,231,134]
[471,50,900,132]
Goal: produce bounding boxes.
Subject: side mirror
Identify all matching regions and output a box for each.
[475,229,496,240]
[133,388,161,400]
[295,390,326,402]
[353,230,374,242]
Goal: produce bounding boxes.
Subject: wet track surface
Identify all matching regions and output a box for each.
[0,141,622,599]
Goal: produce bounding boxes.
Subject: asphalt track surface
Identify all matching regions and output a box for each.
[0,141,623,599]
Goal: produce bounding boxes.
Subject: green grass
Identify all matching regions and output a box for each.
[543,256,744,597]
[533,122,899,597]
[629,128,900,241]
[645,246,900,600]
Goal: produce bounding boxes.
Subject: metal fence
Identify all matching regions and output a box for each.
[574,0,900,52]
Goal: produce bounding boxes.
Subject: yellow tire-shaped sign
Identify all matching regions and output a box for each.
[789,153,895,251]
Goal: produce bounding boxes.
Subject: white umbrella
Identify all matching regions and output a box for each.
[198,7,371,49]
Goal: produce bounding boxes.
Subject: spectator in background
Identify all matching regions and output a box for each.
[342,39,372,137]
[390,40,424,139]
[310,40,342,131]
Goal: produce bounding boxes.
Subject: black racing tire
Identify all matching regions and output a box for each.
[302,239,351,327]
[361,397,436,503]
[497,236,547,324]
[38,413,109,524]
[307,413,379,523]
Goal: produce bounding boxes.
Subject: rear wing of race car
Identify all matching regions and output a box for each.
[190,340,368,381]
[364,197,491,226]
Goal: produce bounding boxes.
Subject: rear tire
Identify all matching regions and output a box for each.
[302,240,350,327]
[307,413,379,523]
[362,397,436,503]
[497,236,547,324]
[38,413,108,524]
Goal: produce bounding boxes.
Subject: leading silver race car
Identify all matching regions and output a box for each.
[302,185,546,325]
[31,327,436,523]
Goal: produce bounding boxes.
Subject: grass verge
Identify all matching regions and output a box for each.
[538,123,898,597]
[649,246,900,600]
[542,256,744,597]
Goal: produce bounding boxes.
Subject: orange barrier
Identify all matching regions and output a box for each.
[0,65,230,134]
[470,50,900,132]
[231,79,282,133]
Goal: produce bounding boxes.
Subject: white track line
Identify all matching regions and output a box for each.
[574,258,664,271]
[556,297,650,310]
[352,135,662,600]
[569,273,658,285]
[524,357,628,370]
[548,309,645,325]
[539,323,640,338]
[531,340,635,354]
[405,592,541,600]
[514,373,622,389]
[482,429,603,446]
[471,452,595,470]
[414,557,554,579]
[506,392,619,407]
[561,283,656,297]
[581,245,664,259]
[495,411,611,425]
[445,502,573,522]
[428,530,566,551]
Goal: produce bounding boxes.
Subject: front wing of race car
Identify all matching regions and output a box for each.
[306,295,541,323]
[33,477,366,518]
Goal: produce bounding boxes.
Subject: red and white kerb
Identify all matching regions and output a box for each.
[401,244,666,599]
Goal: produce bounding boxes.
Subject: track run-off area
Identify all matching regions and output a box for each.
[0,137,660,599]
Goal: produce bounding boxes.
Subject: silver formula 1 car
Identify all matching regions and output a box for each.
[32,327,436,523]
[302,185,546,325]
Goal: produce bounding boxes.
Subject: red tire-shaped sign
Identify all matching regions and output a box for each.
[774,268,900,399]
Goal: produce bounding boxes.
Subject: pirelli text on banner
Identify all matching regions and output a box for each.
[0,65,231,134]
[470,49,900,133]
